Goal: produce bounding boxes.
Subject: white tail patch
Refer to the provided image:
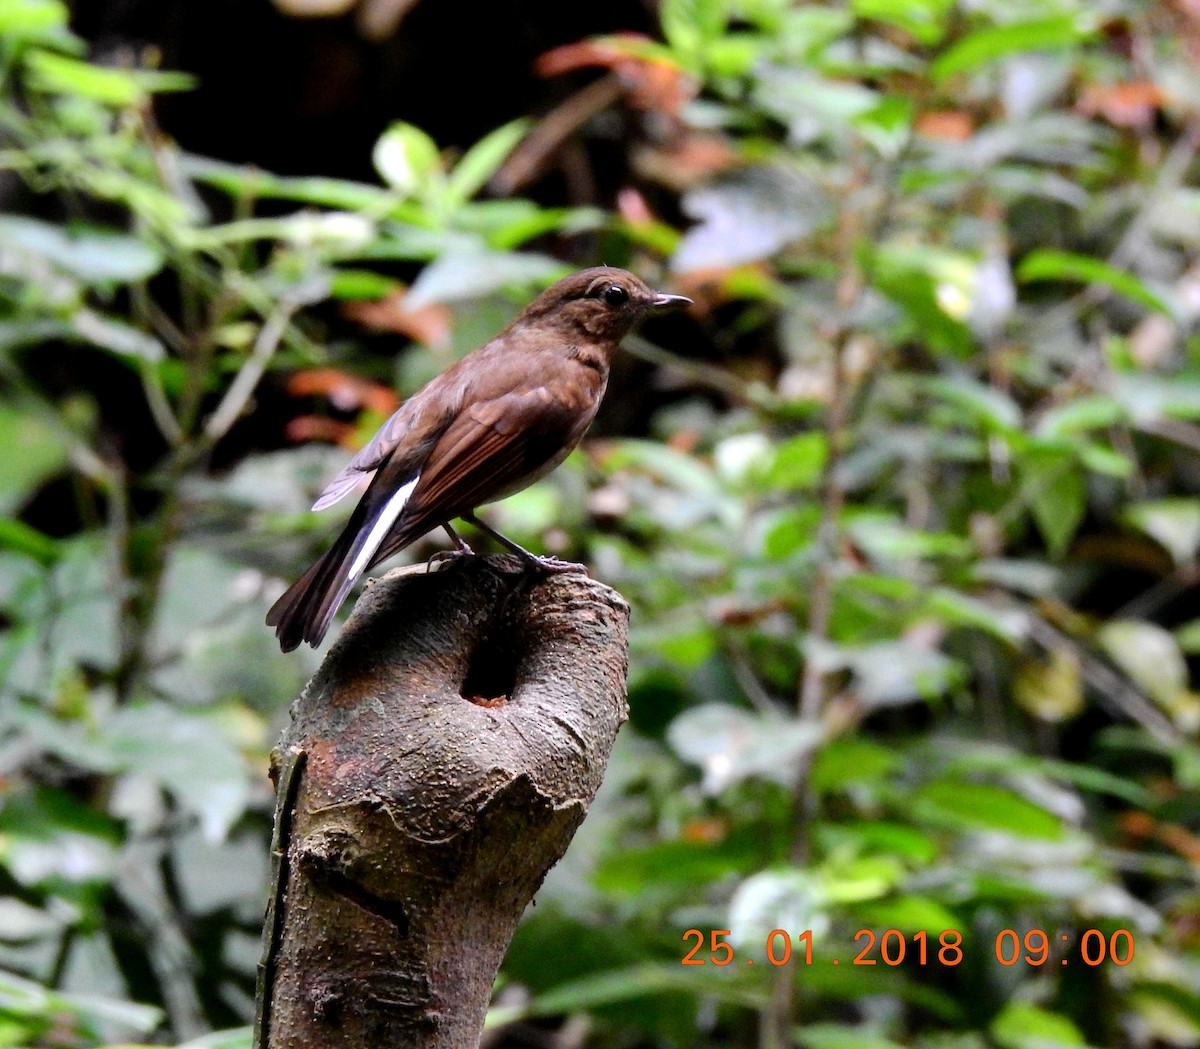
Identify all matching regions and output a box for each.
[347,475,418,579]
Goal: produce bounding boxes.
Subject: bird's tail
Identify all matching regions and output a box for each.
[265,529,363,653]
[267,472,424,651]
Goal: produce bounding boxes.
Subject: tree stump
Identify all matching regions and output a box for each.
[255,555,630,1049]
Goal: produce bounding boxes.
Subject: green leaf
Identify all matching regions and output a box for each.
[705,32,762,77]
[65,703,250,842]
[923,375,1022,432]
[661,0,727,62]
[818,854,905,903]
[729,869,830,945]
[328,269,400,300]
[667,704,823,791]
[1177,619,1200,655]
[184,155,394,211]
[1018,249,1171,316]
[796,1024,906,1049]
[913,781,1064,840]
[1111,372,1200,423]
[1022,451,1085,558]
[869,245,977,358]
[815,640,964,706]
[1097,619,1190,710]
[490,963,761,1027]
[173,1028,255,1049]
[1035,394,1129,438]
[846,514,972,563]
[857,895,962,935]
[1123,499,1200,565]
[922,588,1028,644]
[0,969,161,1041]
[593,838,759,895]
[1077,441,1134,478]
[758,432,828,491]
[0,519,58,567]
[71,310,165,361]
[991,1002,1085,1049]
[852,0,955,45]
[372,121,442,197]
[817,820,938,862]
[853,94,914,158]
[443,119,530,211]
[405,248,568,308]
[0,407,68,515]
[25,49,194,104]
[810,738,901,794]
[0,215,164,283]
[932,15,1094,82]
[777,6,855,56]
[0,0,69,38]
[1014,648,1084,723]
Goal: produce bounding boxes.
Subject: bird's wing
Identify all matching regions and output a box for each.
[367,384,592,567]
[310,386,459,512]
[309,405,405,511]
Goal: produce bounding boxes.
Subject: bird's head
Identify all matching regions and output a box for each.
[516,267,692,343]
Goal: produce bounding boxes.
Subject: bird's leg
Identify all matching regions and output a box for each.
[463,513,587,575]
[444,522,472,552]
[426,522,477,570]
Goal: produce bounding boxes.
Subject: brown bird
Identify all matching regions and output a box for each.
[267,267,691,651]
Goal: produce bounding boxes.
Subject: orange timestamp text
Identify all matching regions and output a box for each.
[682,928,1135,968]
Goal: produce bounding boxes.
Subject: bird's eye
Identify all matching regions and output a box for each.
[602,284,629,307]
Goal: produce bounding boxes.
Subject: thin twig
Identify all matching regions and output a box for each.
[1036,116,1200,330]
[796,342,848,726]
[1026,616,1181,747]
[623,333,780,412]
[1137,417,1200,454]
[489,75,625,196]
[203,295,301,443]
[141,361,184,447]
[1108,116,1200,271]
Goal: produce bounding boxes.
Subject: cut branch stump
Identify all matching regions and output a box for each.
[255,555,630,1049]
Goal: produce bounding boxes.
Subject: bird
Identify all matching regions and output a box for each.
[266,266,692,652]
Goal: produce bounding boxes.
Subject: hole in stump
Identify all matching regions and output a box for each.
[461,630,519,707]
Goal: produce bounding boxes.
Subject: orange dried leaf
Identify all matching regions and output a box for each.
[535,34,696,115]
[342,289,453,348]
[666,428,702,453]
[535,38,633,77]
[286,368,399,415]
[635,132,740,189]
[1077,80,1165,129]
[284,416,357,446]
[680,819,728,844]
[916,110,974,141]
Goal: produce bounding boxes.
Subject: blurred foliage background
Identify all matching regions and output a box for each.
[2,0,1199,1046]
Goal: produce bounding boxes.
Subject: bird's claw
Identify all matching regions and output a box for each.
[426,548,475,571]
[525,555,589,575]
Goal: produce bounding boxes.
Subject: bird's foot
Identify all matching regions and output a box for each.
[524,555,588,575]
[426,547,475,571]
[460,514,587,575]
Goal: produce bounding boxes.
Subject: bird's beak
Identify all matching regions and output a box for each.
[650,292,693,311]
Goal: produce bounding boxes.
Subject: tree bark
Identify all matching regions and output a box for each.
[255,555,630,1049]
